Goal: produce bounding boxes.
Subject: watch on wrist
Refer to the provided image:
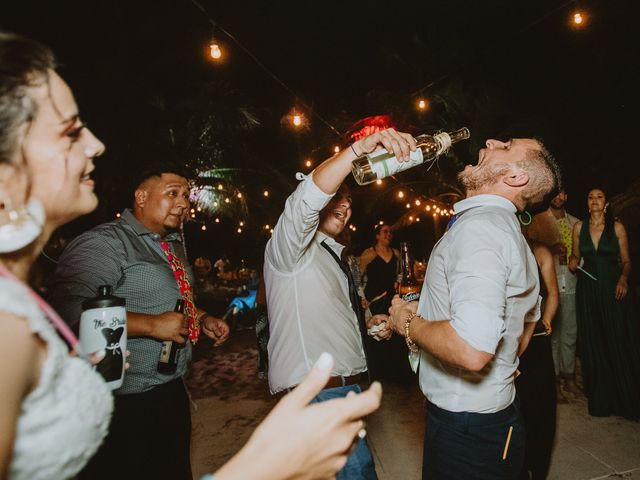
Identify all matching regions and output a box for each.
[404,312,419,353]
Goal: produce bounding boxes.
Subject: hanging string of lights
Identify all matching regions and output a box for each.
[163,0,591,235]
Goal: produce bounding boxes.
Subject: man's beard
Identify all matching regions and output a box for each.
[457,164,510,192]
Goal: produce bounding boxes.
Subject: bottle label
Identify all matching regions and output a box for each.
[401,291,420,303]
[368,148,424,179]
[159,340,172,363]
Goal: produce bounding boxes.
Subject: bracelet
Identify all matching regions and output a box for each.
[404,312,419,353]
[200,474,214,480]
[350,143,361,157]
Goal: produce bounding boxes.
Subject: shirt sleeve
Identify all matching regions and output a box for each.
[446,219,509,354]
[48,229,124,327]
[265,172,333,273]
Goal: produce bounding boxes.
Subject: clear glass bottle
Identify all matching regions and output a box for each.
[351,127,470,185]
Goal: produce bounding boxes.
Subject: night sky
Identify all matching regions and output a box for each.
[3,0,636,266]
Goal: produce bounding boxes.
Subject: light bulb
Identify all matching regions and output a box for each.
[237,228,242,233]
[305,160,312,168]
[573,12,583,24]
[333,146,340,154]
[417,99,428,110]
[415,199,421,206]
[398,191,405,199]
[293,114,302,126]
[210,43,222,59]
[406,203,411,209]
[201,225,207,231]
[263,190,269,197]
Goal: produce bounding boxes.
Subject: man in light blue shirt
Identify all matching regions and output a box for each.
[387,138,561,479]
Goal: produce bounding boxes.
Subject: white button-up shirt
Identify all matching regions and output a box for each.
[417,194,540,413]
[264,174,367,394]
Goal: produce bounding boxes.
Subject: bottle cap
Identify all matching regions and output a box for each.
[81,284,126,310]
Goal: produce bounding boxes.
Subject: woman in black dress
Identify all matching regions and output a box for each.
[359,225,415,383]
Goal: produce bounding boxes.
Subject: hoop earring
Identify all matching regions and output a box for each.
[518,211,532,226]
[0,198,45,254]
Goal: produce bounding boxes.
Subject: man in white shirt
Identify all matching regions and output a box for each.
[264,128,416,480]
[527,190,581,394]
[387,137,561,479]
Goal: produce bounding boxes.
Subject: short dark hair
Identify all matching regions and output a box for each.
[0,32,55,165]
[518,139,562,214]
[133,162,192,191]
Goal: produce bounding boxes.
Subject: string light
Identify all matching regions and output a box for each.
[191,213,196,218]
[196,206,202,212]
[305,159,312,168]
[209,43,222,60]
[409,216,414,221]
[190,208,195,213]
[375,179,383,185]
[406,203,411,209]
[333,146,340,154]
[263,190,269,197]
[215,218,220,223]
[225,197,230,203]
[201,224,207,231]
[218,184,223,190]
[397,191,405,199]
[293,114,302,126]
[237,192,243,199]
[417,98,428,110]
[270,228,274,234]
[415,199,421,206]
[116,213,121,218]
[379,220,384,225]
[239,221,244,227]
[416,217,421,222]
[264,224,270,230]
[425,205,431,211]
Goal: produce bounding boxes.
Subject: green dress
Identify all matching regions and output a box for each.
[576,221,640,420]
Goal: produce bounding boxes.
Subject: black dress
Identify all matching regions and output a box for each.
[364,253,415,384]
[516,266,557,479]
[576,221,640,420]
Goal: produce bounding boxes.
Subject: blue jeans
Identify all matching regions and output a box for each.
[311,384,378,480]
[422,399,525,480]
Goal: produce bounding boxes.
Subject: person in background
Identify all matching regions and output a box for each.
[569,187,640,420]
[527,189,581,397]
[50,165,230,479]
[387,137,561,479]
[359,224,414,383]
[516,239,559,480]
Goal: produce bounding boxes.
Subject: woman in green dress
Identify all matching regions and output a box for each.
[569,188,640,420]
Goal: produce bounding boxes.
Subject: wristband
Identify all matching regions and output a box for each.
[404,312,419,353]
[350,143,361,157]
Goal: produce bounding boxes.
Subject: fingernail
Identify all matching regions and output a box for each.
[314,352,333,371]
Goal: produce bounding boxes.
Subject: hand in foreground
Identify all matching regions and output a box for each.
[215,353,382,480]
[354,128,417,163]
[150,311,188,344]
[387,295,419,336]
[367,314,393,341]
[615,277,628,300]
[202,315,230,346]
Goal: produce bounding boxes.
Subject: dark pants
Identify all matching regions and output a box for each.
[516,335,557,479]
[423,399,525,480]
[79,378,192,480]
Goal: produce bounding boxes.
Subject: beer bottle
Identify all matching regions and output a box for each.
[157,299,185,375]
[398,242,421,302]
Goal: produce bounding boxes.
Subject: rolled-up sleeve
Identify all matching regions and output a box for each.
[447,220,509,354]
[265,172,333,273]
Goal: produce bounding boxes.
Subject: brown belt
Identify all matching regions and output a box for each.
[274,372,369,399]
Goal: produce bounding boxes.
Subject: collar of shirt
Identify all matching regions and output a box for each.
[315,230,345,258]
[120,209,182,243]
[453,194,517,217]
